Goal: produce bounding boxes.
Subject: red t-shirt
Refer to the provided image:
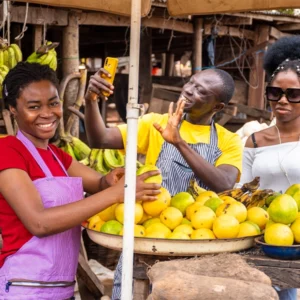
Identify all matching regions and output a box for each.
[0,136,73,267]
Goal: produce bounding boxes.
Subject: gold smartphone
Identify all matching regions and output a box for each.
[101,57,119,97]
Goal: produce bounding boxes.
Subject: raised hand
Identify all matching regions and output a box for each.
[85,68,114,101]
[153,98,185,145]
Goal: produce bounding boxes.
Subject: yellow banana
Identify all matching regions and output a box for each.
[27,51,40,63]
[218,188,245,200]
[89,148,100,169]
[8,47,17,69]
[70,136,91,161]
[246,189,275,209]
[9,44,22,63]
[115,150,125,167]
[39,51,55,66]
[0,65,9,74]
[103,149,124,169]
[187,179,206,200]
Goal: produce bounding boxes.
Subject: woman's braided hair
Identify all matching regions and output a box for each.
[263,36,300,82]
[2,62,59,109]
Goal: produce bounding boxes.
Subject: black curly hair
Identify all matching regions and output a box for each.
[211,68,235,105]
[263,36,300,81]
[2,62,59,109]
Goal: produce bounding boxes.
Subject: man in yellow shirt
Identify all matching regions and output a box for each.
[85,68,242,195]
[84,68,242,300]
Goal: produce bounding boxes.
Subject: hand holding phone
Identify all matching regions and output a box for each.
[101,57,118,98]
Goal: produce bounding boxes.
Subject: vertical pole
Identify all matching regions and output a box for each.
[192,18,203,74]
[33,25,43,50]
[121,0,142,299]
[248,25,269,111]
[161,53,166,76]
[62,11,80,136]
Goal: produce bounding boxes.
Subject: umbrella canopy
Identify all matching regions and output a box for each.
[15,0,152,17]
[167,0,300,16]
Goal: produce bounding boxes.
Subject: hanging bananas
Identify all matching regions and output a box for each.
[26,41,58,71]
[0,42,23,98]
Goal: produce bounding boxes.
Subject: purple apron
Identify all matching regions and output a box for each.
[0,131,83,299]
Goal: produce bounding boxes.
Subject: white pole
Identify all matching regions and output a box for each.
[121,0,142,299]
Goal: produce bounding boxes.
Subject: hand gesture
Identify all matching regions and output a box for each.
[85,68,114,101]
[113,170,161,203]
[103,168,125,188]
[153,98,185,145]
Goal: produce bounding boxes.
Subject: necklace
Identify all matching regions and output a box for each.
[274,124,300,186]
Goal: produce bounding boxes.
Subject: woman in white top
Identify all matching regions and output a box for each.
[240,36,300,300]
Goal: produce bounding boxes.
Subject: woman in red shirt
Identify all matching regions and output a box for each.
[0,62,160,299]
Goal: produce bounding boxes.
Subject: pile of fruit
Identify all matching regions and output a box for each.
[0,41,23,96]
[84,168,295,240]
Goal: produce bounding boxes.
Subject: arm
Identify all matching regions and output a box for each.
[0,168,161,238]
[154,100,239,192]
[84,68,124,149]
[173,141,238,192]
[67,159,125,194]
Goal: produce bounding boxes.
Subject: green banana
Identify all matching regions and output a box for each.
[115,150,125,167]
[8,47,17,69]
[39,51,55,65]
[62,142,76,159]
[94,149,110,175]
[0,50,3,66]
[89,148,100,169]
[70,136,91,161]
[27,51,40,63]
[48,52,57,71]
[103,149,123,169]
[9,44,22,63]
[3,50,9,68]
[0,65,9,73]
[79,156,90,166]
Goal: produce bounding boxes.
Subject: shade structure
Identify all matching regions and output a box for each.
[15,0,152,17]
[167,0,300,16]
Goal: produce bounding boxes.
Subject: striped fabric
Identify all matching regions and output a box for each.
[156,120,221,195]
[112,120,222,299]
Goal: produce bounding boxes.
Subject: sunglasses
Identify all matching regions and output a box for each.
[265,86,300,103]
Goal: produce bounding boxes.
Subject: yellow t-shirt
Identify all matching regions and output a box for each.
[118,113,242,179]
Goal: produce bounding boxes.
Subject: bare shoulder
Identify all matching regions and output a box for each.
[245,127,276,148]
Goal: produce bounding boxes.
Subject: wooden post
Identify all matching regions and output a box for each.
[166,53,175,77]
[247,25,270,110]
[161,53,166,76]
[62,11,80,136]
[192,18,203,74]
[33,25,43,50]
[139,28,152,103]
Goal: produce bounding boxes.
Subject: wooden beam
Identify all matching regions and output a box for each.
[225,12,300,24]
[205,16,253,26]
[270,27,292,39]
[0,6,68,26]
[277,23,300,31]
[204,23,255,40]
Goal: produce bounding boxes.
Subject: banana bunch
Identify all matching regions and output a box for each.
[0,43,23,97]
[218,177,277,209]
[60,136,91,162]
[0,43,22,70]
[26,41,58,71]
[187,179,207,200]
[89,148,125,175]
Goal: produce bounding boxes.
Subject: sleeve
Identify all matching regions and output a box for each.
[0,139,27,172]
[50,145,73,170]
[215,133,243,181]
[237,148,256,187]
[118,113,157,155]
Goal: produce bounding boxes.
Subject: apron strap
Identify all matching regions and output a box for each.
[16,130,53,178]
[48,147,69,176]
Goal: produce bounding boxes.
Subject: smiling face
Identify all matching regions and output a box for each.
[10,80,62,148]
[269,69,300,123]
[181,70,225,123]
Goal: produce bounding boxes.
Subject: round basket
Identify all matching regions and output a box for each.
[87,229,260,256]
